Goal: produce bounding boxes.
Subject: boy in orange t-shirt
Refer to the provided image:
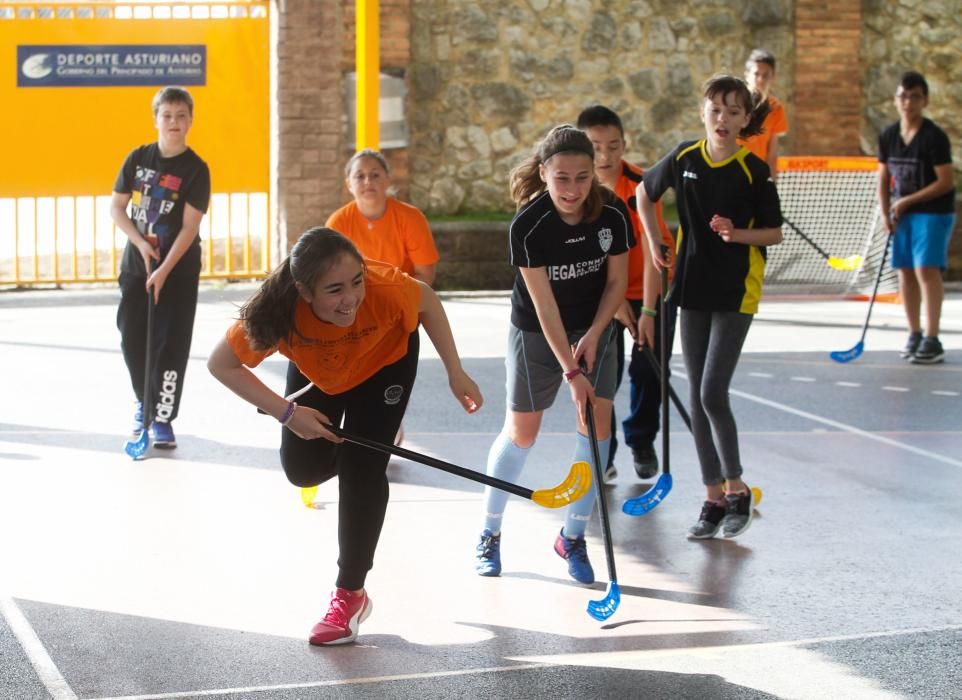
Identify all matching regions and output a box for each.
[577,105,676,482]
[209,228,482,647]
[739,49,789,179]
[327,149,439,284]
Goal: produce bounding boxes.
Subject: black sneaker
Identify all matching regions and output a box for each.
[910,336,944,365]
[900,331,922,359]
[720,491,753,538]
[603,461,618,484]
[632,444,659,479]
[688,500,726,539]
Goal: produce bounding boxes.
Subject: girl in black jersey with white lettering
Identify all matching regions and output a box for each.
[637,75,783,541]
[474,125,632,585]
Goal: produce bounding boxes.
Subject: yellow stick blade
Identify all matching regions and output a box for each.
[300,485,318,508]
[828,255,863,271]
[532,461,593,508]
[751,486,763,506]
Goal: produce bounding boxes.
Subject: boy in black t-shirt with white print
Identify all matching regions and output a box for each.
[878,71,956,364]
[111,86,211,448]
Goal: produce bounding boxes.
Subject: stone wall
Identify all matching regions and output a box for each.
[407,0,794,216]
[273,0,962,278]
[860,0,962,163]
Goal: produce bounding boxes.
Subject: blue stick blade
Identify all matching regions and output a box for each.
[622,473,673,516]
[829,341,864,364]
[124,430,149,460]
[586,581,621,621]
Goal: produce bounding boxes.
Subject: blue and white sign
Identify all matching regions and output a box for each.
[17,45,206,87]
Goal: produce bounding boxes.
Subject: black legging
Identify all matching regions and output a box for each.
[680,309,752,486]
[280,331,419,590]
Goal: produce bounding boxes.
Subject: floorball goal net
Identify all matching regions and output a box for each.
[764,156,898,298]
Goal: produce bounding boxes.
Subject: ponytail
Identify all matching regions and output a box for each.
[239,227,364,350]
[701,73,771,139]
[509,124,607,223]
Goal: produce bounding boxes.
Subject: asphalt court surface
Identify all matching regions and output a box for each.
[1,285,960,699]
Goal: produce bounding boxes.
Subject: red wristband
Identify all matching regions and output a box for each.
[563,367,584,383]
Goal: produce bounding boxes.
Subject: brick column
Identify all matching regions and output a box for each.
[273,0,344,258]
[793,0,862,154]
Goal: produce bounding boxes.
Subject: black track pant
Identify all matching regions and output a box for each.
[280,331,419,591]
[117,268,199,425]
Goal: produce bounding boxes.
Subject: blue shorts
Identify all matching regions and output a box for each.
[890,212,956,270]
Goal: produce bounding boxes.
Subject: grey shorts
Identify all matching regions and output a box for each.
[505,322,618,412]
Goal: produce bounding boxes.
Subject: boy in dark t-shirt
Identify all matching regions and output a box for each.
[878,71,956,364]
[111,86,211,448]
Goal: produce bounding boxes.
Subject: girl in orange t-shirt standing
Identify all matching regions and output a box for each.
[208,227,482,647]
[327,149,440,284]
[739,49,789,180]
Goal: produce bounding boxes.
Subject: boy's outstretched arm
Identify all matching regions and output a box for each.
[417,281,483,414]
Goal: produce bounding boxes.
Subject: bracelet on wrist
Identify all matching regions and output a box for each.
[563,367,584,383]
[279,401,297,426]
[641,306,658,317]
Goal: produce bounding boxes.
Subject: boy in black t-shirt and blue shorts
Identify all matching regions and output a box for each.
[111,87,211,447]
[878,71,956,364]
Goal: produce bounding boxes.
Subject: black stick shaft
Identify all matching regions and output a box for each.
[584,402,617,582]
[858,241,890,343]
[783,216,832,262]
[642,346,692,431]
[659,258,670,477]
[327,426,535,500]
[142,265,155,427]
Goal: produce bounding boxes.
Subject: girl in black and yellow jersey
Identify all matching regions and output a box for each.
[636,75,783,540]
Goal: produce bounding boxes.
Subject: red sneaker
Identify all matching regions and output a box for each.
[308,588,372,646]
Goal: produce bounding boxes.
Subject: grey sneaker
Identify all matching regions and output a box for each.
[688,500,727,539]
[900,331,922,359]
[910,336,944,365]
[632,444,659,479]
[721,491,753,538]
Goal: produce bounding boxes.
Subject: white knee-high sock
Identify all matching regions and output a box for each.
[563,432,610,539]
[481,432,532,534]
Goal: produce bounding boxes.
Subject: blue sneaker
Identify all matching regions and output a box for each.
[475,529,501,576]
[151,421,177,449]
[132,400,145,436]
[554,529,594,585]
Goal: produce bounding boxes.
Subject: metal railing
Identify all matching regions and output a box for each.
[0,192,271,286]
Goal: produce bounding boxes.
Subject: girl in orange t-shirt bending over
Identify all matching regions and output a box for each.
[208,227,482,647]
[327,149,440,284]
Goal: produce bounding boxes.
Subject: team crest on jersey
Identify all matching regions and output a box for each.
[384,384,404,405]
[597,227,613,253]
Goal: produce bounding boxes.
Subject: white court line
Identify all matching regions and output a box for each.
[0,597,78,700]
[515,622,962,664]
[882,386,910,393]
[932,390,960,396]
[86,623,962,700]
[835,381,861,387]
[789,376,816,382]
[727,385,962,468]
[87,663,555,700]
[748,372,773,378]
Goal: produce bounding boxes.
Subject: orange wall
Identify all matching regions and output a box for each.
[0,5,268,197]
